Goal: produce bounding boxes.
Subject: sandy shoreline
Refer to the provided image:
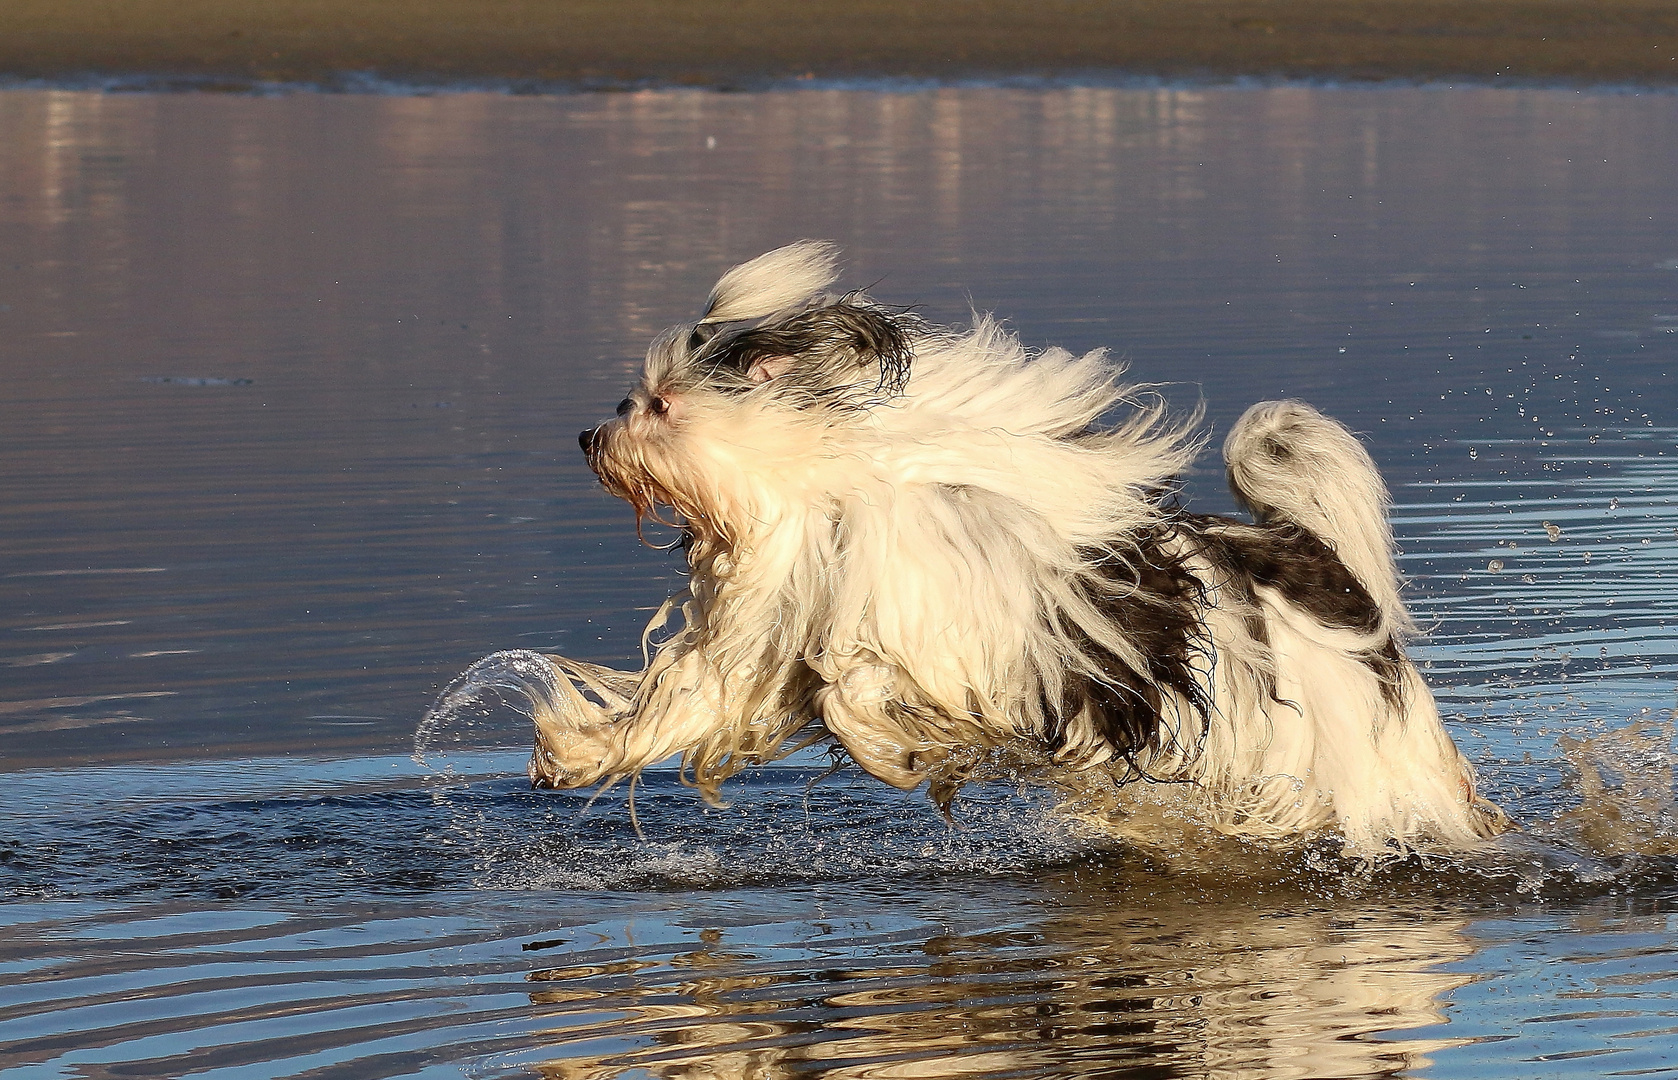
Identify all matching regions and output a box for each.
[3,0,1677,89]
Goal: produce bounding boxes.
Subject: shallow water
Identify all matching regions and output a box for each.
[2,84,1677,1078]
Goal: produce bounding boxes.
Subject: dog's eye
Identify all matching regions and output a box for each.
[616,397,633,417]
[650,396,670,416]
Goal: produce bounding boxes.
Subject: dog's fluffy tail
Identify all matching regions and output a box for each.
[1223,400,1413,636]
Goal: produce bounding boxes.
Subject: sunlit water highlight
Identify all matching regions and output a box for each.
[1,84,1676,1078]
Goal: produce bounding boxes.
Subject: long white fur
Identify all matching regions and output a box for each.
[520,243,1508,855]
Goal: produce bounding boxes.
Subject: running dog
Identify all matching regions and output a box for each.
[444,242,1509,853]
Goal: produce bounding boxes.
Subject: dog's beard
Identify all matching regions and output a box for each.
[585,427,686,534]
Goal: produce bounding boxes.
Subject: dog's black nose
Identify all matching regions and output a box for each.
[578,427,597,453]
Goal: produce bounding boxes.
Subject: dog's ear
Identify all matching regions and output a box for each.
[716,303,912,394]
[746,355,798,383]
[702,241,841,325]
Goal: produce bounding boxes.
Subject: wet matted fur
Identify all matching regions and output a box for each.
[471,241,1510,854]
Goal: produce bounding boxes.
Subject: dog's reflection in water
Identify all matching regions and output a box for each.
[519,866,1474,1080]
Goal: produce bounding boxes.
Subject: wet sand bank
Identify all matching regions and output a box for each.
[3,0,1677,88]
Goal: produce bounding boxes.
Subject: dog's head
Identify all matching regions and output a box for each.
[579,242,913,539]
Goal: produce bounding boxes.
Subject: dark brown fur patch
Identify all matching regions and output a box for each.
[1186,516,1405,708]
[1189,518,1382,634]
[1049,511,1406,766]
[699,301,913,396]
[1051,522,1215,773]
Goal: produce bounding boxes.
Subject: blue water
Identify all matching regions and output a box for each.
[1,84,1676,1078]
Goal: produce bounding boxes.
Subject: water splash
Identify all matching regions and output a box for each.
[416,649,540,780]
[416,649,637,788]
[465,775,1097,892]
[416,659,1678,896]
[416,652,1099,890]
[1545,718,1678,858]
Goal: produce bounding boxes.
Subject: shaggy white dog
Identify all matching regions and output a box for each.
[437,242,1509,854]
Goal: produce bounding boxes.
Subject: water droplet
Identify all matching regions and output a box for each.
[1487,559,1505,572]
[1469,448,1479,459]
[1543,522,1562,542]
[1609,497,1621,510]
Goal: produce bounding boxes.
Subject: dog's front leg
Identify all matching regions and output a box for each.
[532,648,729,789]
[815,662,945,790]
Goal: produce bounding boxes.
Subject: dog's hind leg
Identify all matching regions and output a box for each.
[1220,401,1513,847]
[814,661,979,792]
[815,663,928,789]
[1223,400,1411,637]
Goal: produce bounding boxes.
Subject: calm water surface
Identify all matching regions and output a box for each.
[2,84,1677,1078]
